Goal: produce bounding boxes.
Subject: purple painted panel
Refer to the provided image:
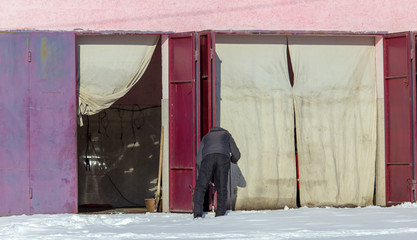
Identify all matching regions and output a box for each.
[28,32,77,214]
[0,33,30,216]
[0,170,29,215]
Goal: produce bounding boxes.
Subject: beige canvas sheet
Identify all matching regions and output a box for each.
[289,36,377,206]
[216,34,377,208]
[216,35,297,209]
[78,35,159,117]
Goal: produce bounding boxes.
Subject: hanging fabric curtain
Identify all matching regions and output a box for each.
[216,35,297,209]
[289,36,377,206]
[78,35,159,117]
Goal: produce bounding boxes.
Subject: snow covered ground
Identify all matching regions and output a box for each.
[1,203,417,240]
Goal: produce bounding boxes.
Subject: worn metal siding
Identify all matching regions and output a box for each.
[0,32,77,216]
[28,32,77,214]
[0,33,31,216]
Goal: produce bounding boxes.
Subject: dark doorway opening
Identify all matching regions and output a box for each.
[76,35,162,213]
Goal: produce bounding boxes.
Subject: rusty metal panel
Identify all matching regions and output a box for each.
[0,33,31,216]
[169,33,196,212]
[28,32,77,214]
[384,32,414,205]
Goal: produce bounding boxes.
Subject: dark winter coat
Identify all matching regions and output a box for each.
[196,127,241,169]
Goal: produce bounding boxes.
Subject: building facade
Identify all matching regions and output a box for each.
[1,0,417,215]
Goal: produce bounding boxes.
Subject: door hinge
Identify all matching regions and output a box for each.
[411,49,414,60]
[210,48,214,59]
[194,50,199,61]
[28,50,32,62]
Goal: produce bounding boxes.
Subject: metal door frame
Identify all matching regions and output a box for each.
[384,32,416,205]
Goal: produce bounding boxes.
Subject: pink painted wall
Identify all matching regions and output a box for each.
[1,0,416,33]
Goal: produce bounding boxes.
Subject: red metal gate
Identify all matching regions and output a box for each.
[0,32,77,216]
[168,32,216,212]
[169,33,198,212]
[384,32,416,204]
[198,31,217,210]
[198,31,216,137]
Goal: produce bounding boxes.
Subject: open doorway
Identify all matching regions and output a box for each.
[76,34,162,213]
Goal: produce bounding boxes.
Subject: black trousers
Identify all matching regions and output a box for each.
[193,153,230,217]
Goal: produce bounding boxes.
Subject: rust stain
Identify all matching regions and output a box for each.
[41,37,49,60]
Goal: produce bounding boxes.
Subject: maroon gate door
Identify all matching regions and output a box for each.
[0,32,77,216]
[168,31,216,212]
[384,32,416,205]
[198,31,215,137]
[197,31,217,210]
[169,33,198,212]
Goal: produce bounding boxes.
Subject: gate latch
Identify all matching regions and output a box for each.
[409,179,417,201]
[28,50,32,62]
[408,179,417,190]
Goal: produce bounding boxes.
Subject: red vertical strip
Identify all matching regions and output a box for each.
[412,33,417,202]
[169,33,197,212]
[384,32,414,205]
[199,33,212,136]
[211,32,217,127]
[197,31,216,211]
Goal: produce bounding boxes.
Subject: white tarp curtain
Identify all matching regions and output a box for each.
[215,34,376,209]
[78,35,159,117]
[289,36,376,206]
[216,35,297,209]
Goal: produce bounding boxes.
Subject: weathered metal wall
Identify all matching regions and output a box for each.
[0,32,77,216]
[0,33,30,216]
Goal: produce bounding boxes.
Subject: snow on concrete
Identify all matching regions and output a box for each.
[1,203,417,240]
